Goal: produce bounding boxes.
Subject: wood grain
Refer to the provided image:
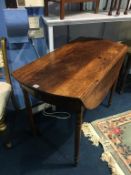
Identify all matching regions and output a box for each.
[12,38,127,165]
[44,0,100,19]
[13,39,127,110]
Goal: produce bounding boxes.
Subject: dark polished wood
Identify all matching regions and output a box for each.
[116,0,122,15]
[119,40,131,94]
[108,79,118,107]
[119,56,131,94]
[104,0,118,11]
[108,0,115,15]
[74,106,83,166]
[124,0,130,14]
[22,88,38,136]
[44,0,100,19]
[13,38,127,165]
[106,0,122,16]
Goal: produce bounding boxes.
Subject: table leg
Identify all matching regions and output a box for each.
[108,80,117,107]
[48,26,54,52]
[22,88,37,136]
[74,106,83,166]
[119,56,131,94]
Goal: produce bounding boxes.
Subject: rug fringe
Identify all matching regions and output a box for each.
[82,122,125,175]
[82,122,100,146]
[101,151,125,175]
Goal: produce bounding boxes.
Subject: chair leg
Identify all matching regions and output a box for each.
[108,0,115,15]
[0,113,12,149]
[116,0,122,15]
[95,0,100,13]
[3,127,12,149]
[124,0,130,14]
[60,1,65,20]
[74,106,83,166]
[80,3,83,11]
[103,0,108,10]
[113,0,118,10]
[22,88,37,136]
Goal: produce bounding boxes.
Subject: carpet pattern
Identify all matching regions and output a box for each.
[82,111,131,175]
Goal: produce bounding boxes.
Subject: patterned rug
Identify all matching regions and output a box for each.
[82,111,131,175]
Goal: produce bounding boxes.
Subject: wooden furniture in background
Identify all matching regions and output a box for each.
[103,0,118,10]
[43,12,131,52]
[44,0,100,19]
[108,0,122,16]
[124,0,130,14]
[104,0,130,15]
[13,38,127,165]
[119,40,131,94]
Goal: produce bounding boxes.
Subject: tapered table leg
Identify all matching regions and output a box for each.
[74,106,83,166]
[22,88,37,136]
[119,55,131,94]
[108,80,117,107]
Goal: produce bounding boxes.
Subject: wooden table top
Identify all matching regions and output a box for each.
[13,39,127,109]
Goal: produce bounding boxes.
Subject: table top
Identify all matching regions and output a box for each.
[42,11,131,26]
[13,39,127,109]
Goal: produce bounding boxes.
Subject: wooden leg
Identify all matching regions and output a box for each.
[108,0,115,15]
[74,106,83,166]
[22,88,37,136]
[124,0,130,14]
[95,0,100,13]
[44,0,48,16]
[113,0,118,10]
[103,0,109,10]
[108,80,117,107]
[119,56,131,94]
[130,4,131,10]
[80,3,83,11]
[116,0,122,15]
[60,1,65,20]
